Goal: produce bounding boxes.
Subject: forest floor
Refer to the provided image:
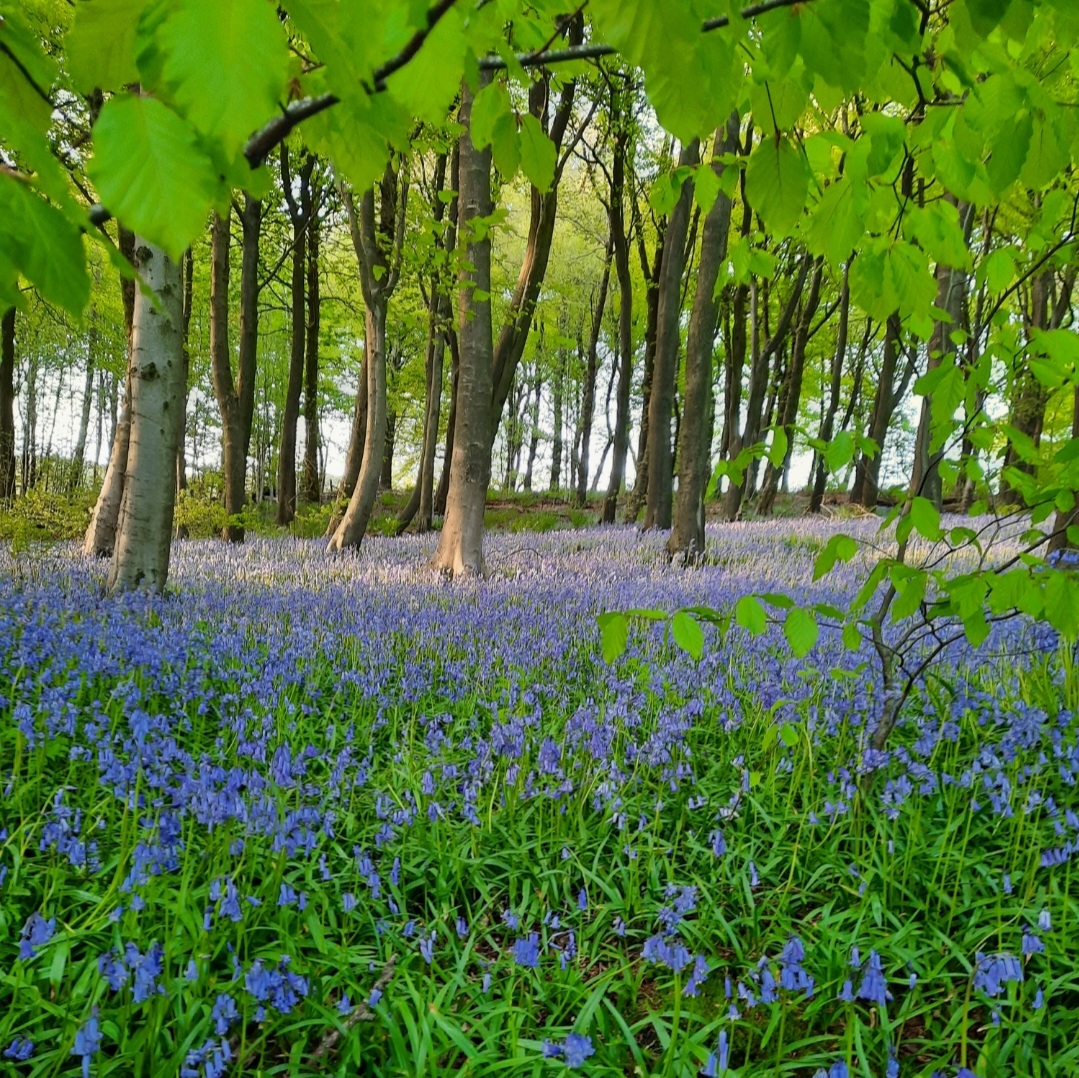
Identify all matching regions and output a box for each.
[0,521,1075,1077]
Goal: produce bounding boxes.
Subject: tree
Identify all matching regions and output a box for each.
[431,78,494,577]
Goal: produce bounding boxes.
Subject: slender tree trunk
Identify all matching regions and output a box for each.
[550,353,564,492]
[276,148,313,526]
[602,103,635,524]
[722,257,809,521]
[645,140,700,530]
[854,315,903,508]
[523,367,541,492]
[624,215,666,522]
[432,78,493,576]
[433,331,459,516]
[400,151,457,534]
[576,246,612,507]
[85,229,137,554]
[759,259,824,516]
[106,240,184,594]
[1049,383,1079,555]
[326,359,368,534]
[209,212,248,543]
[173,248,194,539]
[302,207,321,504]
[911,199,970,509]
[1,308,17,501]
[70,321,96,492]
[669,118,739,559]
[381,405,396,489]
[809,267,853,513]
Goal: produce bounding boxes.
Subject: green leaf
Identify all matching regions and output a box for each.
[598,612,628,664]
[784,608,819,659]
[693,161,721,215]
[649,168,690,217]
[470,80,520,179]
[824,431,855,473]
[671,611,704,660]
[768,427,788,467]
[842,621,862,650]
[735,595,767,636]
[964,0,1014,37]
[158,0,290,156]
[744,136,809,238]
[813,533,858,580]
[0,177,89,315]
[66,0,147,93]
[518,113,555,193]
[89,94,218,259]
[910,496,943,540]
[779,724,799,748]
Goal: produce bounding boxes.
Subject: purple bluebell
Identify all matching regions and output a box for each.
[4,1038,34,1061]
[513,933,541,968]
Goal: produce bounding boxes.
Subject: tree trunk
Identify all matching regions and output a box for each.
[624,204,666,523]
[431,78,493,577]
[381,404,396,489]
[302,203,321,504]
[106,240,184,594]
[70,320,97,492]
[489,47,582,440]
[644,140,700,530]
[576,245,612,507]
[173,248,194,538]
[758,258,824,516]
[809,266,853,513]
[910,199,971,509]
[399,150,456,534]
[854,315,903,508]
[550,352,564,492]
[669,117,739,560]
[433,331,459,516]
[523,367,542,492]
[85,230,137,555]
[276,148,313,526]
[722,257,809,521]
[1,308,16,501]
[602,99,635,524]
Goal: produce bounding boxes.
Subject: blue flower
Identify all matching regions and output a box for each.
[72,1013,102,1078]
[18,912,56,961]
[563,1033,595,1068]
[513,933,540,968]
[4,1037,34,1062]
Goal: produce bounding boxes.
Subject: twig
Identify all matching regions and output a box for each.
[311,953,398,1063]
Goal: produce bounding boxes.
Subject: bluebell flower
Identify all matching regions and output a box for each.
[209,992,237,1034]
[456,916,469,938]
[1038,909,1052,931]
[973,951,1023,997]
[562,1033,593,1069]
[19,912,56,961]
[856,951,889,1009]
[577,888,588,911]
[683,954,709,996]
[420,930,436,965]
[337,994,351,1015]
[1022,929,1044,956]
[368,986,383,1008]
[513,933,540,968]
[72,1013,102,1078]
[4,1037,34,1061]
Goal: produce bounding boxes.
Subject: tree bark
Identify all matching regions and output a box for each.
[328,161,408,551]
[576,244,612,507]
[758,258,824,516]
[669,117,739,560]
[276,148,314,526]
[910,199,971,509]
[302,195,322,504]
[85,229,137,555]
[523,366,542,493]
[106,240,184,594]
[854,315,903,508]
[399,150,457,534]
[644,139,700,530]
[432,77,494,577]
[1,308,16,501]
[550,351,564,492]
[602,99,634,524]
[722,256,809,521]
[809,266,853,513]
